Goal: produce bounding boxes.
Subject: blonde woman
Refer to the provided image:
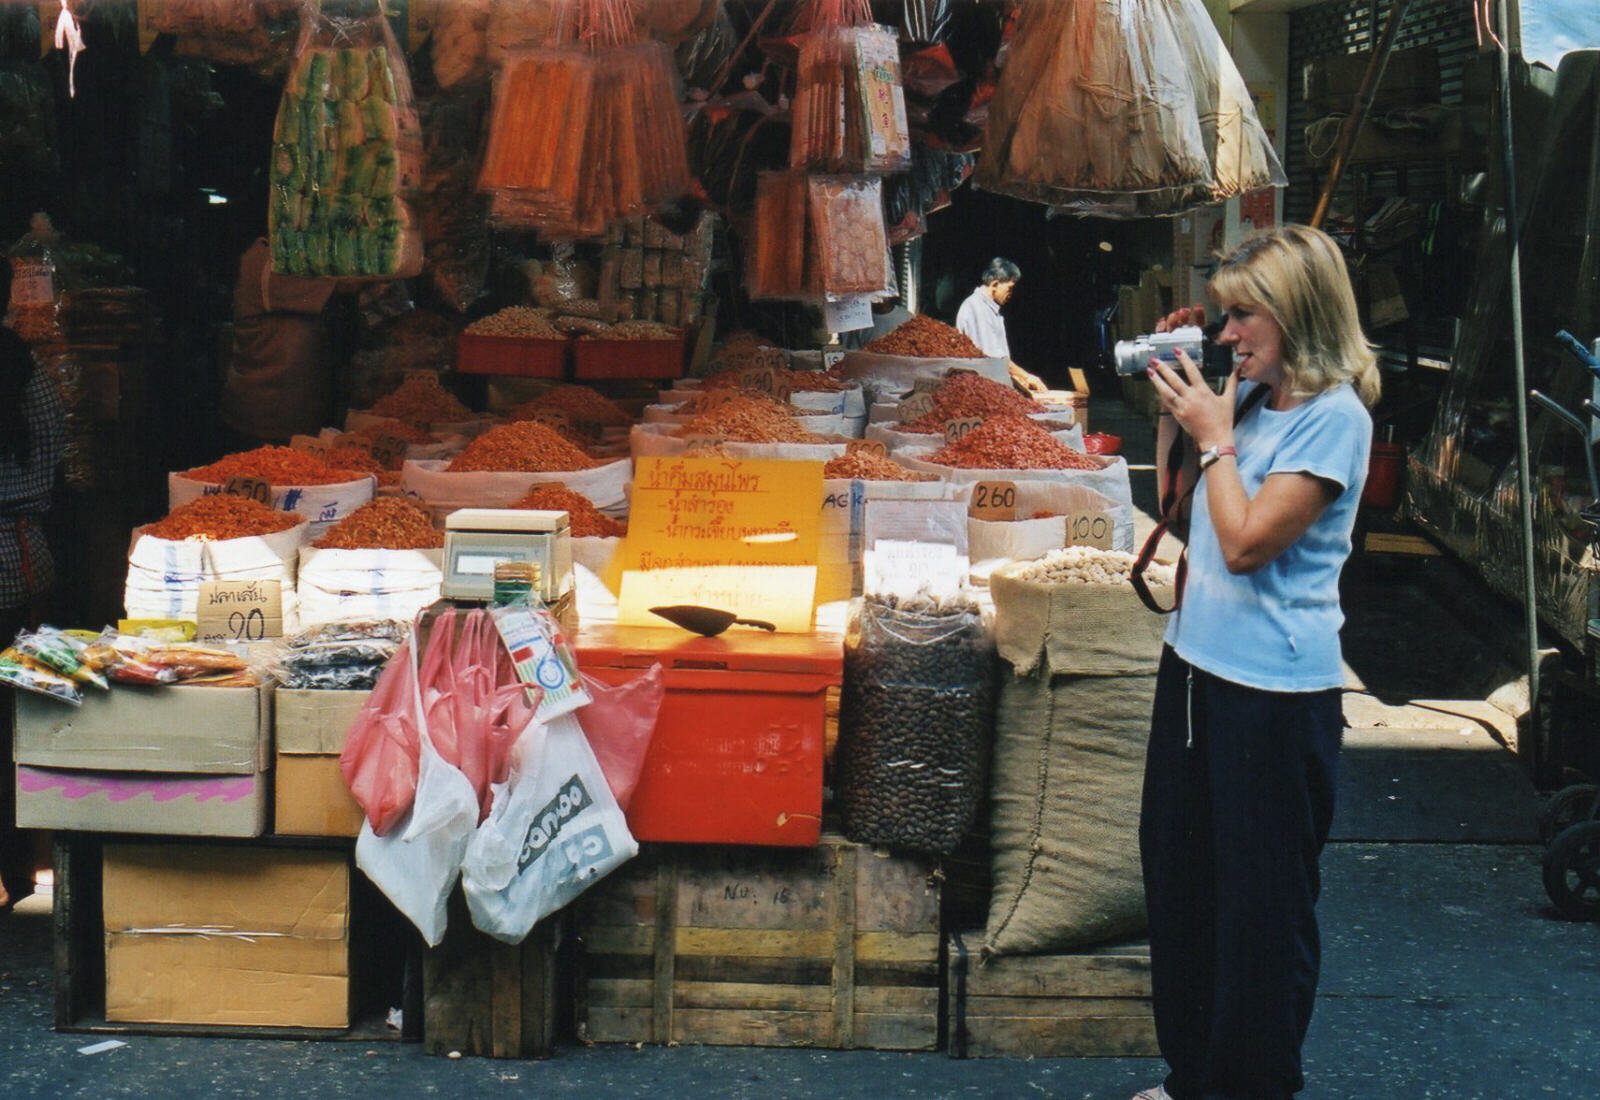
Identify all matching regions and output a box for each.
[1134,224,1379,1100]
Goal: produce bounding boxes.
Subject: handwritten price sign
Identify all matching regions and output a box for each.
[969,480,1017,521]
[897,392,936,423]
[1065,509,1114,550]
[942,416,983,444]
[221,476,273,506]
[846,439,888,459]
[196,579,283,643]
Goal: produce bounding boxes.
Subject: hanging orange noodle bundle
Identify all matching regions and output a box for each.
[788,1,910,174]
[478,0,691,238]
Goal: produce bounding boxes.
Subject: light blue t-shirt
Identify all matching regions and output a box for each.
[1166,380,1372,692]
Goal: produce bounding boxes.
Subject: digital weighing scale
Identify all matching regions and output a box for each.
[440,508,573,603]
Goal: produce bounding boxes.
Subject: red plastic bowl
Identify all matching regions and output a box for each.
[1082,432,1122,455]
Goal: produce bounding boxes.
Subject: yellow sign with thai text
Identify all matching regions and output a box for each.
[615,456,825,632]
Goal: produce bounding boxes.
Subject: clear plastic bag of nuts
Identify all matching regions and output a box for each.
[836,594,996,856]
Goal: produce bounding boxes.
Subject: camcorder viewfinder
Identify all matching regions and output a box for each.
[1113,322,1234,378]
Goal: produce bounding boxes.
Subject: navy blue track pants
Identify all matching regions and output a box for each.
[1139,646,1343,1100]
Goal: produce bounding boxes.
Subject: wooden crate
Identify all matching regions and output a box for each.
[422,892,567,1059]
[574,834,940,1050]
[946,931,1159,1058]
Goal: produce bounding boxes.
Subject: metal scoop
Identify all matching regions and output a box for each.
[648,605,777,636]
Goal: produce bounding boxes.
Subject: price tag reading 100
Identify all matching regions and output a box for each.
[969,480,1017,521]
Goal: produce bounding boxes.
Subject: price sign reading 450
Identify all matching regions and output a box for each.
[969,480,1017,521]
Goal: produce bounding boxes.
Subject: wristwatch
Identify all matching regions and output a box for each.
[1197,445,1238,472]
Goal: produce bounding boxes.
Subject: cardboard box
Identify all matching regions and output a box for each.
[13,684,268,773]
[274,754,363,837]
[15,766,268,836]
[274,688,370,755]
[102,845,350,1028]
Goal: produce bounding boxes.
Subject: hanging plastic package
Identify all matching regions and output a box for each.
[976,0,1283,218]
[267,2,423,278]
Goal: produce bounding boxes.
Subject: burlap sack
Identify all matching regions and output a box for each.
[982,566,1172,955]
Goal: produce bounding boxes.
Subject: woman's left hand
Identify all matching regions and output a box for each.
[1148,349,1239,451]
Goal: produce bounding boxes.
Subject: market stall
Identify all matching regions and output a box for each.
[2,0,1293,1062]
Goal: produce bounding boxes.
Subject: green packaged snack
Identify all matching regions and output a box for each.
[361,97,398,146]
[305,230,330,276]
[357,226,383,275]
[332,225,359,275]
[304,50,331,98]
[339,48,369,99]
[336,99,364,150]
[369,148,397,197]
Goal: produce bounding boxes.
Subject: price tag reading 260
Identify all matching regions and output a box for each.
[969,480,1017,521]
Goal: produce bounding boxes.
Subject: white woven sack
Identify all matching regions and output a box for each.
[124,523,306,630]
[168,474,375,542]
[835,352,1011,402]
[399,458,632,525]
[296,547,444,626]
[899,452,1135,521]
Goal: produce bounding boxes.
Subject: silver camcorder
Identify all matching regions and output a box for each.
[1113,324,1231,378]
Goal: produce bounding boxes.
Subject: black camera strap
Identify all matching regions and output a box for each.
[1131,385,1269,615]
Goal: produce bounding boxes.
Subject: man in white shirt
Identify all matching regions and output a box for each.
[955,257,1045,393]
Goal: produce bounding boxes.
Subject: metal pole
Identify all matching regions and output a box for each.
[1497,0,1542,774]
[1309,0,1416,229]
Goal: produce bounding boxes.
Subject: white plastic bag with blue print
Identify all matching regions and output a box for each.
[461,713,638,944]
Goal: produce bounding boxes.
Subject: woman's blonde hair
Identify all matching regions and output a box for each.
[1207,224,1380,407]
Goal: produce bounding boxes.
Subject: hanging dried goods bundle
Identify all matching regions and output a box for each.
[268,8,423,276]
[790,24,910,174]
[313,497,444,550]
[447,421,599,472]
[976,0,1283,218]
[143,495,302,542]
[824,450,938,481]
[369,373,475,423]
[184,446,375,486]
[747,171,812,300]
[861,314,984,358]
[478,3,690,238]
[508,485,626,537]
[808,175,891,297]
[927,416,1103,470]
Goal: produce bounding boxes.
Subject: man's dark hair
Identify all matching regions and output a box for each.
[981,257,1021,285]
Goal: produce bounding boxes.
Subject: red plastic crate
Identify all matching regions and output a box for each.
[456,332,570,377]
[574,624,842,846]
[572,334,686,381]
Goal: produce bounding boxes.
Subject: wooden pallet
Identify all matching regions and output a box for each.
[575,835,941,1050]
[422,891,567,1059]
[946,931,1159,1058]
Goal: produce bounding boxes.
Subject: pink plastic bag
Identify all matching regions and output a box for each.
[340,631,425,836]
[575,665,665,811]
[417,607,536,823]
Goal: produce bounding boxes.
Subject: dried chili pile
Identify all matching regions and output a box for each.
[823,450,938,481]
[184,446,373,486]
[515,384,631,426]
[900,371,1038,432]
[862,315,984,358]
[369,373,475,423]
[313,497,443,550]
[345,420,432,444]
[928,416,1102,470]
[144,495,301,542]
[508,485,626,537]
[672,395,827,443]
[447,421,599,472]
